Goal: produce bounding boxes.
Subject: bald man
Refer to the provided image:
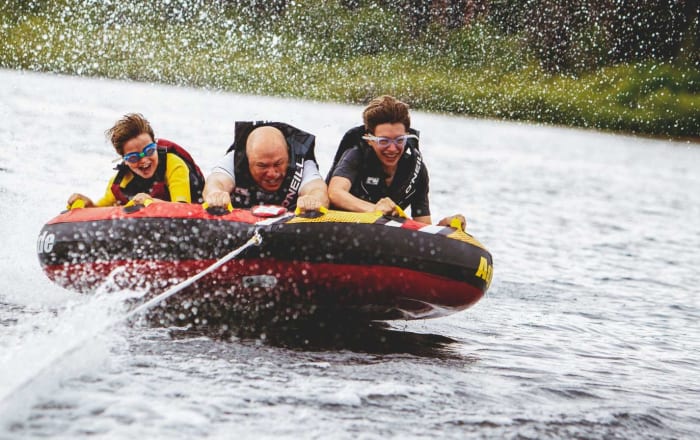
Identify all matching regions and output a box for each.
[204,122,328,212]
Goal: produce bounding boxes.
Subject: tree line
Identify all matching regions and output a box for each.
[237,0,700,73]
[10,0,696,72]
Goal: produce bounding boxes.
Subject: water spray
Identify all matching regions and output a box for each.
[0,230,263,406]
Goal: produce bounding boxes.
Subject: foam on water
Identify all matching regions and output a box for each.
[0,290,133,428]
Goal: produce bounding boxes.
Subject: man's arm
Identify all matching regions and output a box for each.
[413,215,432,225]
[203,172,235,207]
[297,178,329,211]
[328,176,376,212]
[328,176,398,216]
[437,214,467,231]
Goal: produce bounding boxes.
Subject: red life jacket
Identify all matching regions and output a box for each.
[110,139,204,205]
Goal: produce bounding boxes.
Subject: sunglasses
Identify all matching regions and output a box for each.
[123,142,157,163]
[362,134,418,149]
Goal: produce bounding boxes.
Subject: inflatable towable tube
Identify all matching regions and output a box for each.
[37,202,493,321]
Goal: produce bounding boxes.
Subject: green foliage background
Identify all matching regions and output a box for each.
[1,0,698,138]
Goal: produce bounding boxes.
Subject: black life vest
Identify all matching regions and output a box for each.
[326,125,424,208]
[111,139,204,205]
[226,121,317,209]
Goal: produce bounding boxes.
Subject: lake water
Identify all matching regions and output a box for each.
[1,69,698,439]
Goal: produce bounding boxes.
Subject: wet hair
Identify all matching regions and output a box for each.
[362,95,411,134]
[105,113,155,155]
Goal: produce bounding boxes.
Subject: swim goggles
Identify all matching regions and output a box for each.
[123,142,157,163]
[362,134,417,149]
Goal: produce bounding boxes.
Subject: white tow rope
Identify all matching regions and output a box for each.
[123,229,263,320]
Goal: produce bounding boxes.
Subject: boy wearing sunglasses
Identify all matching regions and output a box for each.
[327,95,466,229]
[67,113,204,207]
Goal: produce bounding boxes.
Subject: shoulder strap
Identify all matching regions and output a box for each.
[156,139,205,180]
[110,164,131,205]
[325,125,365,183]
[392,145,424,206]
[156,138,205,202]
[149,149,169,199]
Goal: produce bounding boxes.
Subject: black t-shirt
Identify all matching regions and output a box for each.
[332,145,431,217]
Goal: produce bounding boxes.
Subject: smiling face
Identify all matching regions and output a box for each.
[246,126,289,192]
[368,122,407,172]
[122,132,158,179]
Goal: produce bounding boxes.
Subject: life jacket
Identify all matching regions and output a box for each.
[326,125,424,208]
[111,138,205,205]
[226,121,317,209]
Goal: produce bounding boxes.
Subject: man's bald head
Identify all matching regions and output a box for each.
[246,126,287,155]
[246,126,289,192]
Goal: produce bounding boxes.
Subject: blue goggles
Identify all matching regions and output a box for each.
[362,134,417,149]
[123,142,157,163]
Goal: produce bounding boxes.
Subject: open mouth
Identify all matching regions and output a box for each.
[380,150,402,162]
[262,177,283,190]
[133,160,155,177]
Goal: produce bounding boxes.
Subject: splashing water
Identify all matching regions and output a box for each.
[0,289,135,427]
[0,228,261,428]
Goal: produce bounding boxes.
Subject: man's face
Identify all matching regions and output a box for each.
[247,127,289,192]
[368,122,407,170]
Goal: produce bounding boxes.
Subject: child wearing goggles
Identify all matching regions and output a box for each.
[67,113,203,208]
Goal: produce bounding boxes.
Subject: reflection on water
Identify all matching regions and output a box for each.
[139,283,465,359]
[168,313,463,359]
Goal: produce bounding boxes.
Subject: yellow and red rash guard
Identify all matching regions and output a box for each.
[95,153,192,206]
